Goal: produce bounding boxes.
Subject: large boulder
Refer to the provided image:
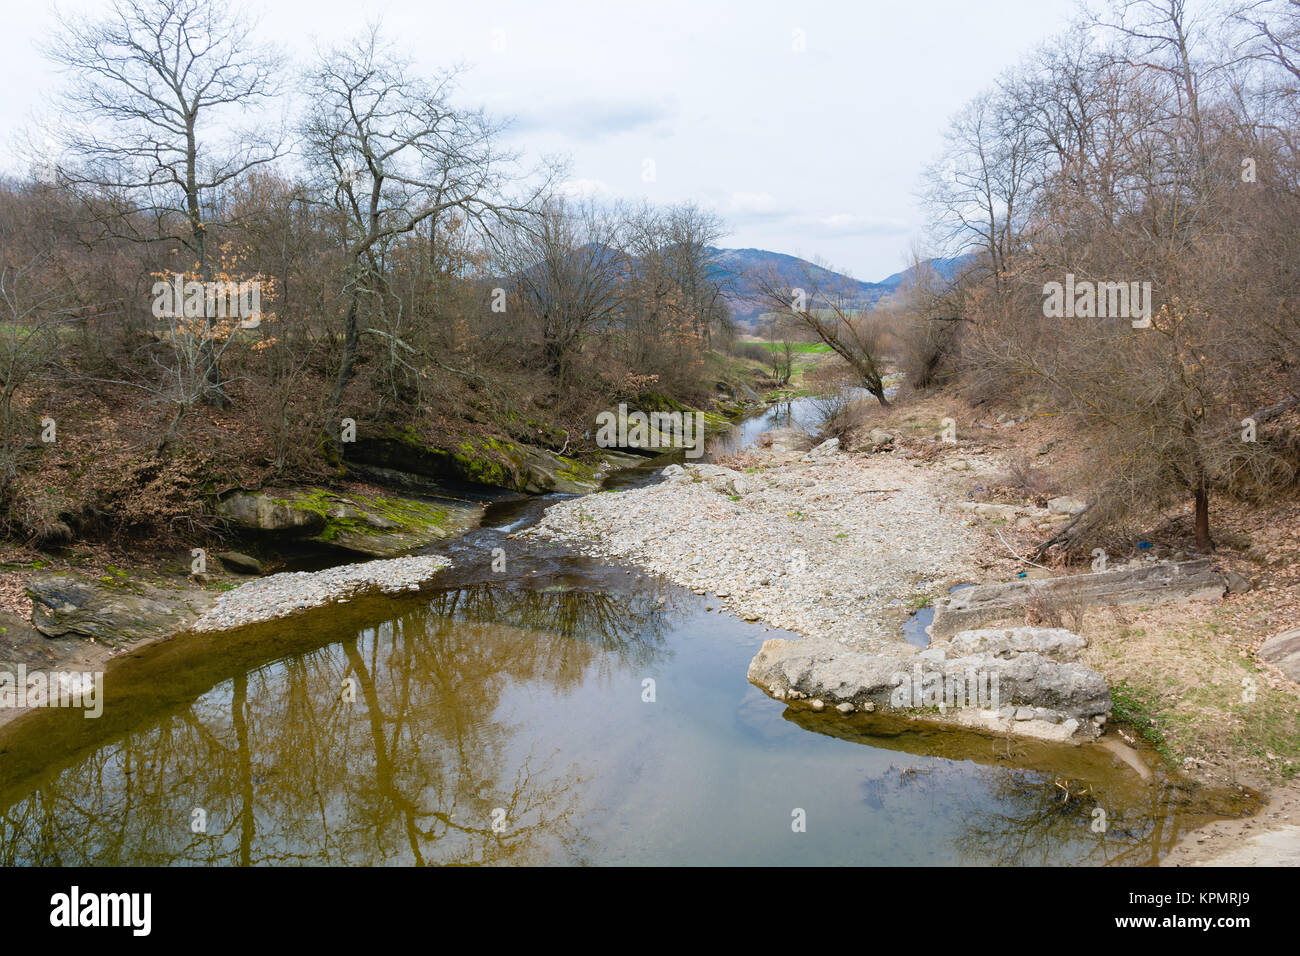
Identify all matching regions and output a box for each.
[747,626,1111,741]
[801,437,840,462]
[866,429,895,451]
[216,488,484,557]
[948,626,1086,661]
[215,493,325,533]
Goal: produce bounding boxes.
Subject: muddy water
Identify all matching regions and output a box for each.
[0,406,1254,866]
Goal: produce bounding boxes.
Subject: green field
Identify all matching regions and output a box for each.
[756,341,832,354]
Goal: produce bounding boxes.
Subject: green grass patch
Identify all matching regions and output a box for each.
[757,341,832,354]
[1111,679,1175,765]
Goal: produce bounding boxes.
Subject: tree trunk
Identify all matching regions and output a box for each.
[326,294,361,457]
[1194,479,1213,552]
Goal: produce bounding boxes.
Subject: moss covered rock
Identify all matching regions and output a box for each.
[349,428,611,495]
[216,487,484,557]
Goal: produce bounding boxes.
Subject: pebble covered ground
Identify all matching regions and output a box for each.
[524,450,982,652]
[190,554,451,632]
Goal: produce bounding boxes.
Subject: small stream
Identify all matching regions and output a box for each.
[0,398,1252,866]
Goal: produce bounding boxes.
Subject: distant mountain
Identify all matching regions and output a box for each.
[708,247,890,325]
[876,254,974,290]
[708,248,973,327]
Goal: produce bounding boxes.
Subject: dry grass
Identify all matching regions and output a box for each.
[1018,588,1086,631]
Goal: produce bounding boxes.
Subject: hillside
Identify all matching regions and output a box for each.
[708,247,891,326]
[709,248,970,327]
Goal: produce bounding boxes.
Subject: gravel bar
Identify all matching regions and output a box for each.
[523,452,981,652]
[190,554,451,632]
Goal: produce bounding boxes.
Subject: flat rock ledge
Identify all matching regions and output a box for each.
[28,572,216,645]
[929,559,1226,640]
[747,625,1112,742]
[190,555,452,632]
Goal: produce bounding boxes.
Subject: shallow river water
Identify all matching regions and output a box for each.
[0,401,1252,865]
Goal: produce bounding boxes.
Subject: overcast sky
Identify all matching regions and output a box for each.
[2,0,1080,281]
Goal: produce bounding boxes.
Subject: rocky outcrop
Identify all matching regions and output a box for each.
[27,572,215,645]
[1259,627,1300,682]
[347,430,617,495]
[216,487,484,557]
[747,625,1111,742]
[928,560,1228,640]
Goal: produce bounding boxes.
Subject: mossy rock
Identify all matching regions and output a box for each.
[216,487,484,557]
[349,428,608,494]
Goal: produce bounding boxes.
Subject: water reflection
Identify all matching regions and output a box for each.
[0,586,679,866]
[0,573,1247,866]
[784,707,1255,866]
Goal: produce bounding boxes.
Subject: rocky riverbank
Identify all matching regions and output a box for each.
[524,444,1114,740]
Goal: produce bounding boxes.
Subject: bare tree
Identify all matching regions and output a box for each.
[753,261,892,405]
[922,88,1034,295]
[497,198,624,390]
[300,27,546,452]
[44,0,285,405]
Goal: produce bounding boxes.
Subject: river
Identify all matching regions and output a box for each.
[0,398,1248,865]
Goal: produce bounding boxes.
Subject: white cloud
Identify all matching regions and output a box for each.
[728,191,776,213]
[557,177,613,199]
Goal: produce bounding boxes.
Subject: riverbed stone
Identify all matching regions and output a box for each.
[215,551,263,575]
[867,429,895,451]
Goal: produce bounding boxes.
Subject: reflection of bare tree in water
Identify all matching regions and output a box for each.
[426,585,674,672]
[0,592,663,864]
[951,767,1189,866]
